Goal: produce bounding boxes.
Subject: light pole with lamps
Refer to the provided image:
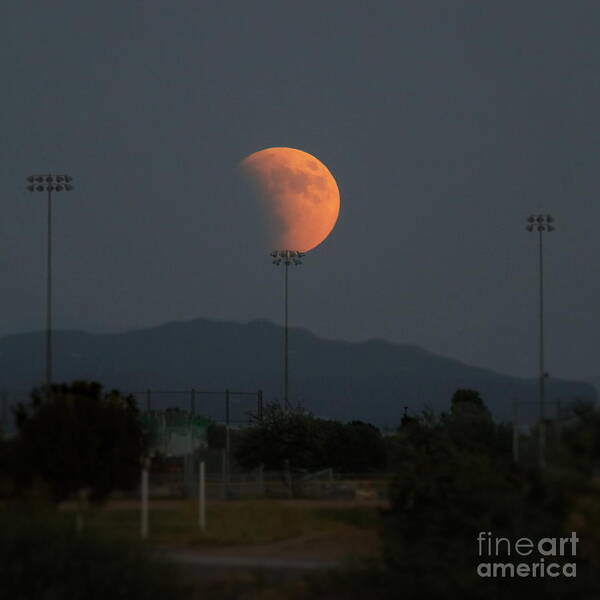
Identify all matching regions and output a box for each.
[271,250,304,409]
[26,174,74,390]
[526,213,555,469]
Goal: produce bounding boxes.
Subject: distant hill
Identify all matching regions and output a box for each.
[0,318,595,427]
[585,377,600,397]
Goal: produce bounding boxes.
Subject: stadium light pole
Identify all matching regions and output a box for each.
[271,250,304,409]
[26,174,74,390]
[526,213,555,469]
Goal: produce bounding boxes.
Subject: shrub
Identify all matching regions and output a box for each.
[0,508,190,600]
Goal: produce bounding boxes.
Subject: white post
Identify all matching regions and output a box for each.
[198,460,206,531]
[141,459,149,539]
[221,448,227,499]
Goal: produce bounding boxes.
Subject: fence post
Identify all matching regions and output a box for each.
[183,453,192,498]
[256,463,264,497]
[225,389,230,425]
[284,459,292,497]
[198,460,206,531]
[221,448,227,500]
[225,389,231,498]
[185,401,195,497]
[146,389,151,413]
[0,390,6,433]
[141,457,150,539]
[258,389,263,422]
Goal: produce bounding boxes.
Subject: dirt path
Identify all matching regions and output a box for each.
[80,497,390,511]
[160,527,381,562]
[163,552,341,571]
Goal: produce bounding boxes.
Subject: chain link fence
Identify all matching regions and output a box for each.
[0,388,263,439]
[122,451,392,501]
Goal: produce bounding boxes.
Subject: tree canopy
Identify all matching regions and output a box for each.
[12,381,149,503]
[234,403,386,474]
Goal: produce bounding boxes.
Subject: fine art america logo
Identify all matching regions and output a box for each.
[477,532,578,578]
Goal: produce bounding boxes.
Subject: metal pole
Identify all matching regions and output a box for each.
[538,230,546,470]
[526,215,554,470]
[539,230,545,422]
[26,175,73,391]
[225,389,230,497]
[198,460,206,531]
[221,448,226,499]
[146,389,151,412]
[191,388,196,415]
[141,459,149,539]
[46,188,52,390]
[0,390,6,433]
[556,399,562,448]
[271,250,303,410]
[284,260,289,408]
[512,399,519,463]
[187,428,196,496]
[256,463,264,497]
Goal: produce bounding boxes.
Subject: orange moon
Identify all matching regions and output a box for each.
[239,147,340,253]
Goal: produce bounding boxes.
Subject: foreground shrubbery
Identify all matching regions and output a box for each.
[0,507,190,600]
[10,381,150,503]
[304,390,600,599]
[3,384,600,599]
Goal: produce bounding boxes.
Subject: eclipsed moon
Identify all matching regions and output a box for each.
[239,147,340,253]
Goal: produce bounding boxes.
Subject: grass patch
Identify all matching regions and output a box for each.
[0,500,383,598]
[0,507,190,600]
[84,501,321,545]
[312,507,383,529]
[69,500,383,548]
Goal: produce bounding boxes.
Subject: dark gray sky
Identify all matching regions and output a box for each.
[1,1,599,380]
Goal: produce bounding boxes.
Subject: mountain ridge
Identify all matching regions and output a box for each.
[0,317,595,427]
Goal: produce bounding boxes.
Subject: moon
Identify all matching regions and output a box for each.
[239,147,340,253]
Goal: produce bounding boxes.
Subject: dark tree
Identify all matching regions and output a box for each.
[449,388,490,417]
[234,402,319,472]
[234,404,386,474]
[334,420,386,473]
[13,381,149,503]
[444,388,509,458]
